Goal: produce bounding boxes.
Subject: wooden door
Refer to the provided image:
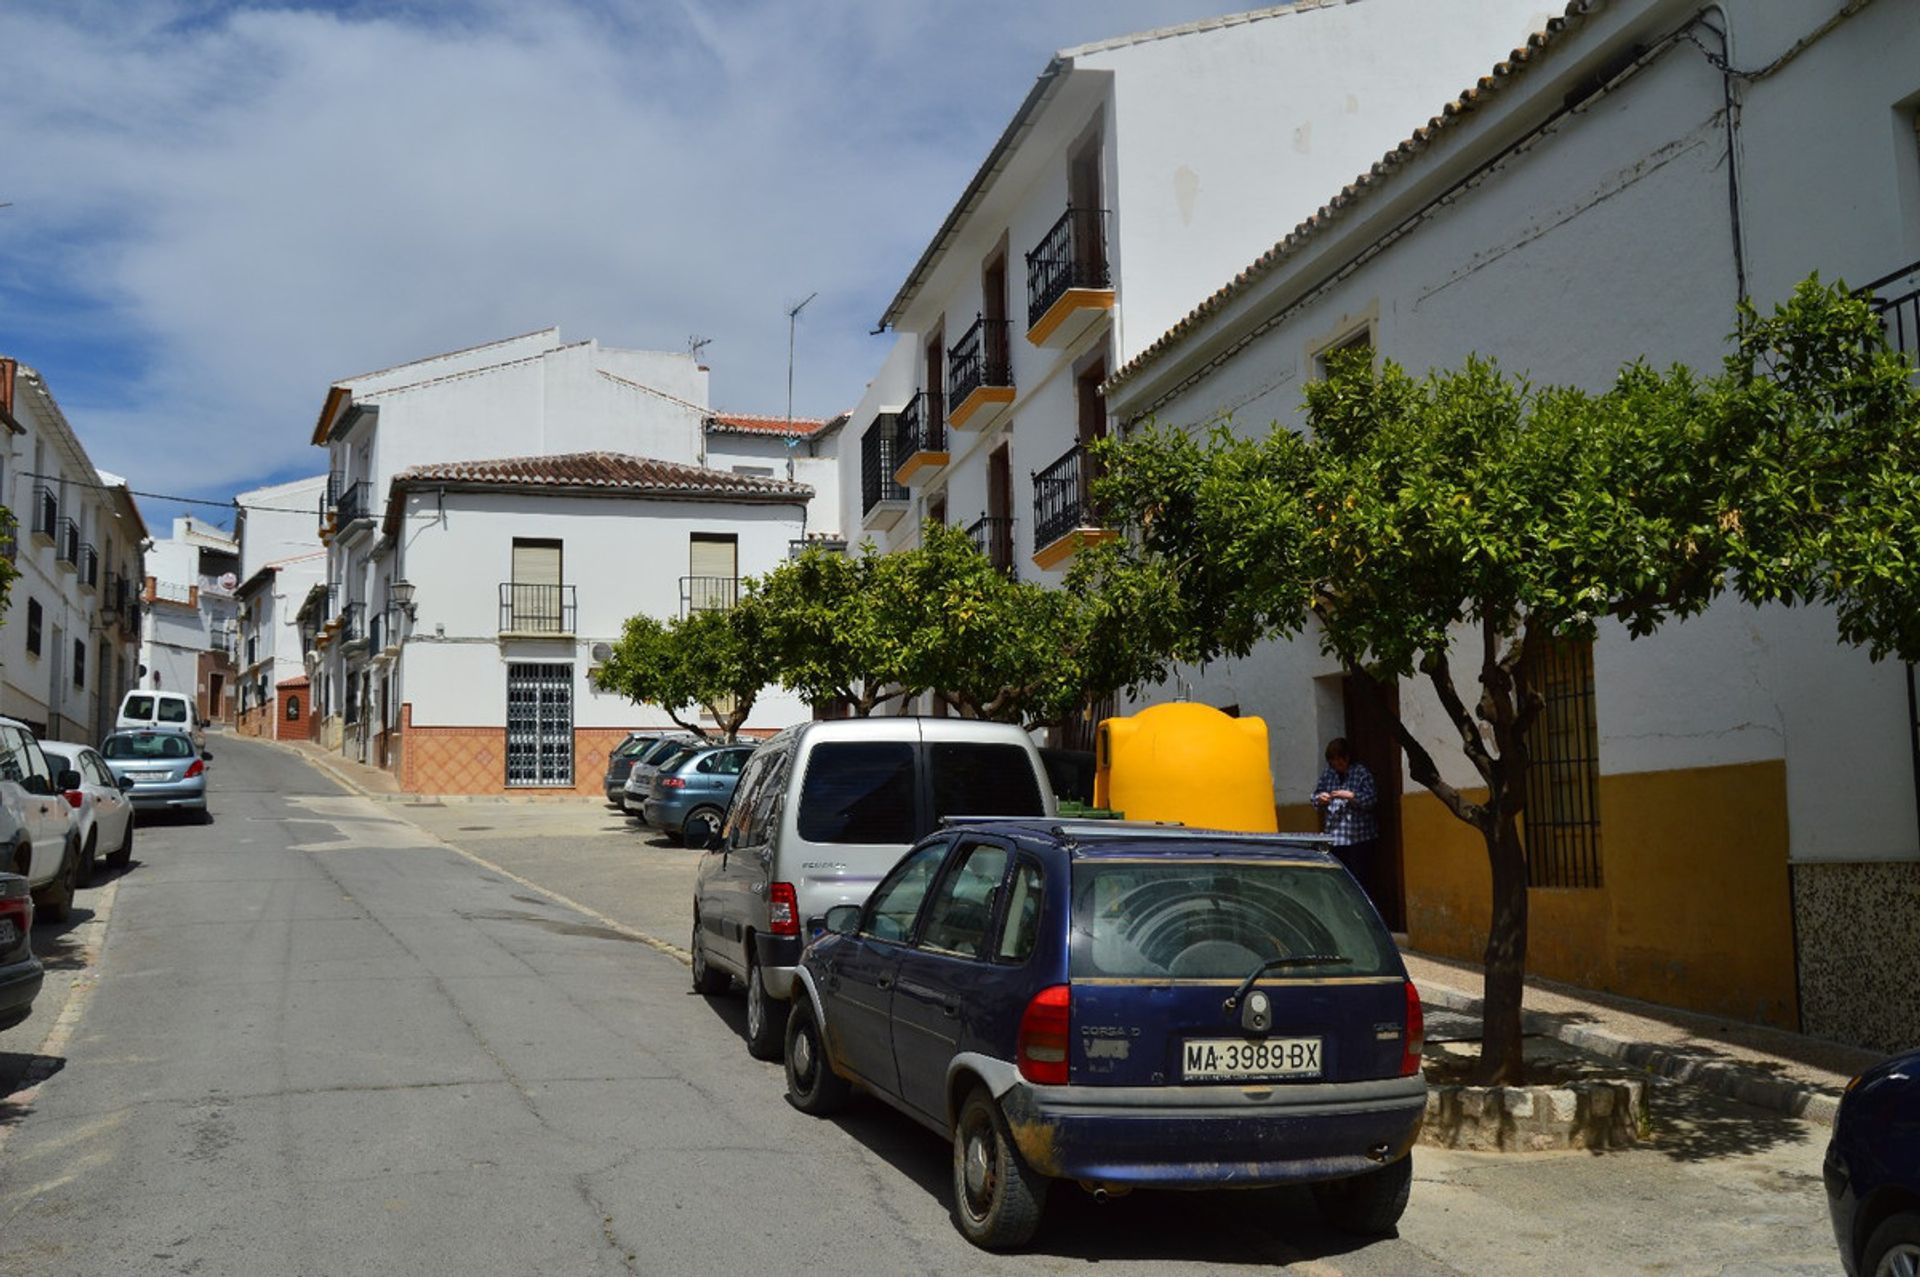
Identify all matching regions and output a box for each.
[1341,673,1406,932]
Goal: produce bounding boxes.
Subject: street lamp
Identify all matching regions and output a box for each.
[389,578,417,619]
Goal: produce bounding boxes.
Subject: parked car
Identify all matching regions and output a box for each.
[42,742,136,883]
[604,731,690,804]
[0,717,83,922]
[620,738,699,813]
[100,729,210,819]
[1826,1047,1920,1276]
[0,871,42,1032]
[784,819,1427,1249]
[638,743,755,846]
[115,690,205,751]
[692,717,1056,1061]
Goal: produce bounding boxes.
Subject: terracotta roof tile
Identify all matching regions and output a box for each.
[383,452,811,530]
[705,412,829,437]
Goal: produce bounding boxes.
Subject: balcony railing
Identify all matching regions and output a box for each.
[894,389,947,463]
[335,480,371,530]
[337,601,361,643]
[861,416,908,515]
[78,542,99,589]
[30,486,56,542]
[1032,442,1106,549]
[681,575,738,617]
[499,582,577,634]
[948,315,1013,411]
[1026,206,1111,329]
[55,517,79,568]
[967,514,1016,577]
[1865,259,1920,362]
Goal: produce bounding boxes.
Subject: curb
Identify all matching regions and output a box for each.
[1419,982,1843,1126]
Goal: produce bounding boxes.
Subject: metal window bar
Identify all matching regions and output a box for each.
[337,601,361,642]
[55,517,78,566]
[1520,638,1603,888]
[680,576,738,617]
[1025,206,1111,329]
[966,515,1017,577]
[947,314,1013,409]
[31,486,56,539]
[894,389,947,461]
[1863,259,1920,365]
[861,417,907,514]
[335,480,370,527]
[1032,442,1103,548]
[79,543,99,588]
[505,662,574,787]
[499,582,577,633]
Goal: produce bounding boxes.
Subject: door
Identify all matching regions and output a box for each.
[48,625,65,733]
[510,538,563,630]
[981,251,1010,376]
[6,730,67,881]
[83,750,130,854]
[1342,673,1406,931]
[1068,134,1105,277]
[986,445,1012,570]
[823,840,947,1099]
[708,745,789,972]
[505,663,573,787]
[688,534,738,614]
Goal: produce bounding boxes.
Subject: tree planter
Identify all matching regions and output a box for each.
[1422,1076,1648,1152]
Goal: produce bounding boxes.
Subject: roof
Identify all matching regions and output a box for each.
[878,1,1358,331]
[382,451,812,533]
[704,412,829,438]
[1105,0,1600,398]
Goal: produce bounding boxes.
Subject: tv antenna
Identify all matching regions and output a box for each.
[786,291,817,432]
[687,335,711,362]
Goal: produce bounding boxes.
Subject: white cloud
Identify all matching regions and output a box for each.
[0,0,1252,507]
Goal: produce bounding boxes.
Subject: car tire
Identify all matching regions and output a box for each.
[679,807,723,850]
[34,840,78,924]
[743,954,789,1061]
[952,1087,1048,1250]
[690,913,729,996]
[107,817,133,869]
[1311,1152,1413,1236]
[76,830,97,889]
[1864,1211,1920,1277]
[784,998,852,1115]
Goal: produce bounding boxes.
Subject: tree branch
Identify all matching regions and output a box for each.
[1416,651,1495,787]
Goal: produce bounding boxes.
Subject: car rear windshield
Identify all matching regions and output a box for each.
[122,695,154,719]
[929,743,1044,820]
[642,739,690,766]
[1069,860,1397,980]
[103,734,194,760]
[615,737,657,758]
[797,742,916,844]
[158,699,189,723]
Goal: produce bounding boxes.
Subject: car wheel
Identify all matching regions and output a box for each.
[34,840,78,924]
[690,913,729,996]
[1865,1211,1920,1277]
[952,1087,1048,1249]
[107,816,133,869]
[784,998,852,1115]
[744,955,789,1061]
[1311,1152,1413,1236]
[76,830,97,889]
[679,807,722,849]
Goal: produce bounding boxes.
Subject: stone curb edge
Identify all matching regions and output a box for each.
[1418,982,1843,1126]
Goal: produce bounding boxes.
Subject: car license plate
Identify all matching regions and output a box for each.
[1182,1036,1322,1081]
[0,919,14,949]
[133,771,168,781]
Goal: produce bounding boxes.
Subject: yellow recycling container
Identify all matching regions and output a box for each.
[1093,702,1277,833]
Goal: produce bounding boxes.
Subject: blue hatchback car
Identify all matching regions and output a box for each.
[640,743,755,846]
[785,819,1427,1250]
[1826,1047,1920,1276]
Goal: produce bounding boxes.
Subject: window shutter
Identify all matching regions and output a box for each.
[511,540,562,587]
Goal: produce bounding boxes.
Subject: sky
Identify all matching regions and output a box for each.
[0,0,1263,535]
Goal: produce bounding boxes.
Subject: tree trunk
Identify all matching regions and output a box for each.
[1475,804,1530,1084]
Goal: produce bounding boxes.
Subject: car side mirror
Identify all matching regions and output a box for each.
[118,775,137,791]
[824,904,862,935]
[56,769,82,792]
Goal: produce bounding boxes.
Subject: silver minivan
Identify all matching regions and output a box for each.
[691,718,1056,1059]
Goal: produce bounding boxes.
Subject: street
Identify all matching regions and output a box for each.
[0,735,1842,1276]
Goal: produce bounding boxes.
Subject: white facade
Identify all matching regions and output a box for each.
[840,0,1556,581]
[0,360,147,744]
[138,516,240,718]
[233,474,328,727]
[703,414,845,540]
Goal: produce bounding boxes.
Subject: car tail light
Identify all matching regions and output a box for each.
[63,790,85,809]
[0,878,31,941]
[1401,980,1425,1077]
[768,881,799,937]
[1017,984,1072,1085]
[660,776,686,789]
[184,759,206,779]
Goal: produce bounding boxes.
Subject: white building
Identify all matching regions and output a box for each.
[1101,0,1920,1049]
[839,0,1556,607]
[704,412,845,540]
[0,359,147,743]
[139,517,241,721]
[232,474,329,739]
[307,330,831,793]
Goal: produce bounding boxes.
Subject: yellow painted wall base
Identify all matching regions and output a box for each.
[1401,760,1799,1029]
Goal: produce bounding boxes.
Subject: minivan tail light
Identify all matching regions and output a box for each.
[1017,984,1071,1085]
[184,760,206,779]
[768,881,799,937]
[1401,980,1425,1077]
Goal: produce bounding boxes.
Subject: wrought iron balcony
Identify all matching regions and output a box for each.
[78,542,99,590]
[337,601,361,643]
[30,485,56,543]
[317,471,344,537]
[334,480,372,532]
[1865,259,1920,361]
[892,390,948,484]
[966,514,1017,578]
[55,517,79,569]
[861,415,909,523]
[1033,443,1099,547]
[681,575,738,617]
[1026,206,1112,331]
[499,582,577,634]
[948,315,1014,427]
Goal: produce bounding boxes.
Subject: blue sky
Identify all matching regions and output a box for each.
[0,0,1261,534]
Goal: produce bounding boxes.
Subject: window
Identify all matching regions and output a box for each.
[730,465,775,478]
[25,599,40,657]
[996,859,1044,963]
[726,747,788,849]
[157,696,188,724]
[797,741,916,844]
[1313,324,1374,380]
[123,693,154,720]
[285,695,301,722]
[505,662,573,787]
[1521,639,1603,888]
[860,842,947,944]
[509,538,565,631]
[918,841,1011,958]
[103,733,194,760]
[688,533,739,614]
[73,639,84,687]
[929,743,1044,820]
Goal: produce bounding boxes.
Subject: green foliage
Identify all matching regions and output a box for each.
[591,602,777,742]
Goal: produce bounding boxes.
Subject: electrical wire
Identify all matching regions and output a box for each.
[16,470,323,517]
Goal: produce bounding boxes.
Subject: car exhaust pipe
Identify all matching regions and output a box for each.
[1079,1181,1132,1203]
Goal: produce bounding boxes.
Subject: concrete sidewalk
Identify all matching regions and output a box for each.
[1404,950,1886,1125]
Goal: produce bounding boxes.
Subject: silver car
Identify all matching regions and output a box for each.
[100,730,209,820]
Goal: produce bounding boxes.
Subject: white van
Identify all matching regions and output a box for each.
[115,691,203,750]
[691,717,1056,1060]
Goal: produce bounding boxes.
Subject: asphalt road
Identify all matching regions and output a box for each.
[0,735,1841,1275]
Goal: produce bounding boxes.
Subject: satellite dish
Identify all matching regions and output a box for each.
[591,642,613,662]
[219,572,239,591]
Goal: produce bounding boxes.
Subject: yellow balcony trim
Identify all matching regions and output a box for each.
[1031,526,1117,571]
[949,386,1015,431]
[894,450,950,486]
[1027,287,1115,347]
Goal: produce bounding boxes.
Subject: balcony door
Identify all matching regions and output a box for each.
[689,533,738,614]
[511,538,563,631]
[1069,132,1105,277]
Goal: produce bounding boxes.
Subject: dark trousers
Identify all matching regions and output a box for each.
[1333,838,1378,898]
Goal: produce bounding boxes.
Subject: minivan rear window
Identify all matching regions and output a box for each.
[929,743,1044,819]
[158,698,189,723]
[798,742,915,844]
[1069,861,1397,980]
[104,733,194,760]
[123,695,154,719]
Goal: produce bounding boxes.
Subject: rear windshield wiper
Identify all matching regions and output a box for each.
[1226,954,1348,1010]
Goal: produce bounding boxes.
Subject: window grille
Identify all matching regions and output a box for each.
[1520,638,1602,888]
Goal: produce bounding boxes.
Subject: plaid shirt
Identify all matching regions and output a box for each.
[1312,761,1378,846]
